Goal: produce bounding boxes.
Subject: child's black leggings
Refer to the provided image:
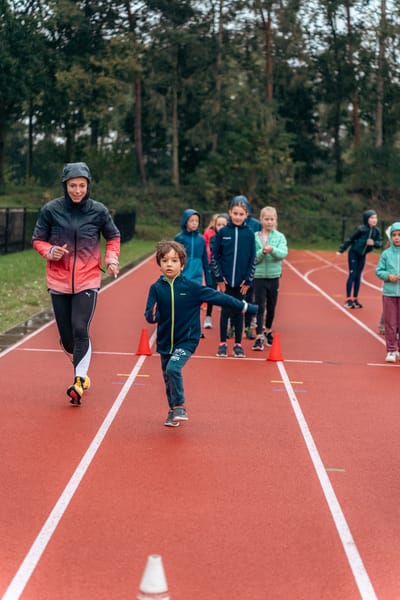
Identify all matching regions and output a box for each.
[219,285,245,344]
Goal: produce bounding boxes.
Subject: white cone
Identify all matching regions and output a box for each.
[137,554,170,599]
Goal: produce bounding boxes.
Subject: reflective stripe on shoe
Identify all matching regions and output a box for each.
[172,406,189,421]
[164,410,180,427]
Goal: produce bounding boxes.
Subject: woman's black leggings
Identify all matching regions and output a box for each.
[51,290,97,377]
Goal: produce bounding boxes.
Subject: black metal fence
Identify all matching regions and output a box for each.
[0,208,136,255]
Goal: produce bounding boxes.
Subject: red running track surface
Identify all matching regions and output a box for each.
[0,250,398,599]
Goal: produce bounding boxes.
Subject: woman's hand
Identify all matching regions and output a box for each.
[49,244,69,260]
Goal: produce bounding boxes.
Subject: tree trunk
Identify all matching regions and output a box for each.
[376,0,386,148]
[211,0,224,153]
[125,0,147,184]
[90,119,99,148]
[334,100,343,182]
[64,127,74,163]
[172,85,179,189]
[0,120,5,187]
[344,1,361,149]
[257,1,274,101]
[26,97,33,180]
[134,77,147,184]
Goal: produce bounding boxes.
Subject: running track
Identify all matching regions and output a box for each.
[0,250,399,600]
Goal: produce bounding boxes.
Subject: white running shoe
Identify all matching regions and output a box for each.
[385,352,397,363]
[203,316,213,329]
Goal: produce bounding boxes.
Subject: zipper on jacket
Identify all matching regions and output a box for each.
[71,211,79,293]
[231,227,238,286]
[168,278,175,353]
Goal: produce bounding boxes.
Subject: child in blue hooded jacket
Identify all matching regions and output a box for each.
[174,208,211,285]
[145,240,258,427]
[337,209,383,308]
[211,197,256,357]
[376,222,400,363]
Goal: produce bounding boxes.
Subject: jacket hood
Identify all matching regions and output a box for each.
[62,162,91,205]
[61,162,92,182]
[363,209,377,226]
[231,195,251,214]
[390,222,400,239]
[181,208,200,230]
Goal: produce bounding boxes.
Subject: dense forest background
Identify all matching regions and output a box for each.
[1,0,400,240]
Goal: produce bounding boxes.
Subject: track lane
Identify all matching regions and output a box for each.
[1,249,397,599]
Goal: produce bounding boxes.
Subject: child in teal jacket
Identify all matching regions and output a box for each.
[376,222,400,363]
[251,206,288,351]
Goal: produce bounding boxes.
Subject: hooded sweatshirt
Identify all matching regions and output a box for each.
[338,209,383,256]
[32,162,120,293]
[174,209,211,285]
[145,274,258,355]
[211,219,256,287]
[232,195,261,233]
[376,222,400,297]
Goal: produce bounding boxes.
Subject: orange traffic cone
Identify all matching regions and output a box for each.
[137,554,169,599]
[267,332,284,362]
[136,328,152,356]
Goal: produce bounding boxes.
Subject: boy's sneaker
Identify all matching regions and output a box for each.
[172,406,189,421]
[352,300,363,308]
[343,300,354,308]
[233,343,245,358]
[385,352,397,363]
[67,376,84,405]
[252,337,264,351]
[244,326,256,340]
[216,343,228,357]
[203,316,213,329]
[264,331,274,347]
[82,375,91,390]
[164,410,180,427]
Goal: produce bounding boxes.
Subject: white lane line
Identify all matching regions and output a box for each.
[21,348,137,356]
[0,254,155,359]
[1,329,156,600]
[304,250,382,292]
[284,258,385,345]
[277,359,378,600]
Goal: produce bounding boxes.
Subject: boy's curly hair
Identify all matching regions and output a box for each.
[155,240,187,267]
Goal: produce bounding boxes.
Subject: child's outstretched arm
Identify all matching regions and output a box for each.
[144,285,159,323]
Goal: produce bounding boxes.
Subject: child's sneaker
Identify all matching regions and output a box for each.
[203,316,213,329]
[172,406,189,421]
[216,343,228,357]
[244,326,256,340]
[352,300,363,308]
[67,376,84,405]
[82,375,91,390]
[252,337,264,351]
[233,343,245,358]
[164,410,180,427]
[343,300,354,308]
[264,331,274,347]
[385,351,397,363]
